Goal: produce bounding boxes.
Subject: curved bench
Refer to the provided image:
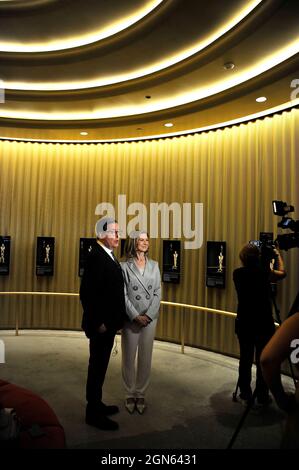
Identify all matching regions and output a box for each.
[0,379,65,449]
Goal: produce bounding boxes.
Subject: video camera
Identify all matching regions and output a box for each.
[272,200,299,250]
[249,232,277,265]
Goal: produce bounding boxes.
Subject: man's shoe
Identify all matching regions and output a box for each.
[125,398,136,414]
[85,414,119,431]
[136,398,146,415]
[101,404,119,416]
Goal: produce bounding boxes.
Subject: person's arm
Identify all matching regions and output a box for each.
[80,252,107,334]
[145,262,161,321]
[261,311,299,410]
[269,248,286,282]
[123,278,140,321]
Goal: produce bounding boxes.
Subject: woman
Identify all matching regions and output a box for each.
[261,310,299,412]
[120,231,161,414]
[233,243,286,405]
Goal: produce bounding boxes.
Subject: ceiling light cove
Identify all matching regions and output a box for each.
[3,99,299,145]
[0,0,163,53]
[4,0,263,92]
[2,39,299,122]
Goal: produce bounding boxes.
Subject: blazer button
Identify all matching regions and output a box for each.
[148,285,152,290]
[146,295,150,300]
[133,286,138,291]
[136,295,141,300]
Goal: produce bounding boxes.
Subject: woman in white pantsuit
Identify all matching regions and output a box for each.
[120,231,161,414]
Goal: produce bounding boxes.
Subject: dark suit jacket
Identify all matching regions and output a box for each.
[80,243,126,338]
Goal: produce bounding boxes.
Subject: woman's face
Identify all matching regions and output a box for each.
[136,233,149,253]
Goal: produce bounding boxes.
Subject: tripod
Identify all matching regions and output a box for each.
[229,289,298,449]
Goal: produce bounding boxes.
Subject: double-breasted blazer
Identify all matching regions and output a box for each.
[80,243,127,338]
[120,258,161,322]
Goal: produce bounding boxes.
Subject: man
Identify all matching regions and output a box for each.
[80,217,126,430]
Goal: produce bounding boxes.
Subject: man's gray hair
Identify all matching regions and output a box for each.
[95,217,117,238]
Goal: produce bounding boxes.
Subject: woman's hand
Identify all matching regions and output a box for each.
[134,315,151,327]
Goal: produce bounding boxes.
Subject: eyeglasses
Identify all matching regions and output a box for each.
[106,230,123,236]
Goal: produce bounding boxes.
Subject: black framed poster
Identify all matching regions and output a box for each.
[206,241,226,288]
[79,238,98,277]
[0,236,11,275]
[36,237,55,276]
[162,240,181,283]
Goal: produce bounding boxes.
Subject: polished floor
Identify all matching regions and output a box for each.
[0,330,295,450]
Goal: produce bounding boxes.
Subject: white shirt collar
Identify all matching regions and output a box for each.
[97,240,114,260]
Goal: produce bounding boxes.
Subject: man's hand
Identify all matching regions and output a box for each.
[98,323,107,333]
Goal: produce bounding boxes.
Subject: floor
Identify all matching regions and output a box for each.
[0,329,295,450]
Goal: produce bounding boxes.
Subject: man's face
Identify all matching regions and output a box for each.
[102,223,119,250]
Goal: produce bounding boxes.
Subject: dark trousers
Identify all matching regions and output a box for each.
[86,331,115,409]
[237,327,275,401]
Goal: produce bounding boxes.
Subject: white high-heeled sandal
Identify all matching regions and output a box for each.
[125,398,136,414]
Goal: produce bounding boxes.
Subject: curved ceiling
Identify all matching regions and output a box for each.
[0,0,299,141]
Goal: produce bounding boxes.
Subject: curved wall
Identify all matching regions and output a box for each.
[0,108,299,357]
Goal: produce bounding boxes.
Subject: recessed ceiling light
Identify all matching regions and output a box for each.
[256,96,267,102]
[223,62,235,70]
[164,122,174,127]
[80,131,88,136]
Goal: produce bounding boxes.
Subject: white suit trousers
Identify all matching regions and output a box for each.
[121,318,157,398]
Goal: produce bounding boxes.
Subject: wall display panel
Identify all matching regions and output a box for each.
[206,241,226,288]
[78,238,97,277]
[162,240,181,284]
[0,236,11,275]
[36,237,55,276]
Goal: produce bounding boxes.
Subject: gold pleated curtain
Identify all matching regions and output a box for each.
[0,108,298,358]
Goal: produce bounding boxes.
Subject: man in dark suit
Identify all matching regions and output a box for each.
[80,217,126,430]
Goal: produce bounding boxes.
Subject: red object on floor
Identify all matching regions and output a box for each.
[0,379,65,448]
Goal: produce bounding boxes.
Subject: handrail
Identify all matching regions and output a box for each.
[0,291,236,316]
[0,291,238,350]
[161,300,236,318]
[0,291,78,297]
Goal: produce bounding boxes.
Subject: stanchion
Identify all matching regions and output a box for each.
[15,310,19,336]
[181,309,185,354]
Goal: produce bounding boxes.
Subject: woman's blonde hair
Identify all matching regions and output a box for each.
[122,231,149,260]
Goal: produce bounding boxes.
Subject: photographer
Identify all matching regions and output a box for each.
[233,243,286,405]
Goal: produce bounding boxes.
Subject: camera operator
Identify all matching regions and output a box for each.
[233,243,286,405]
